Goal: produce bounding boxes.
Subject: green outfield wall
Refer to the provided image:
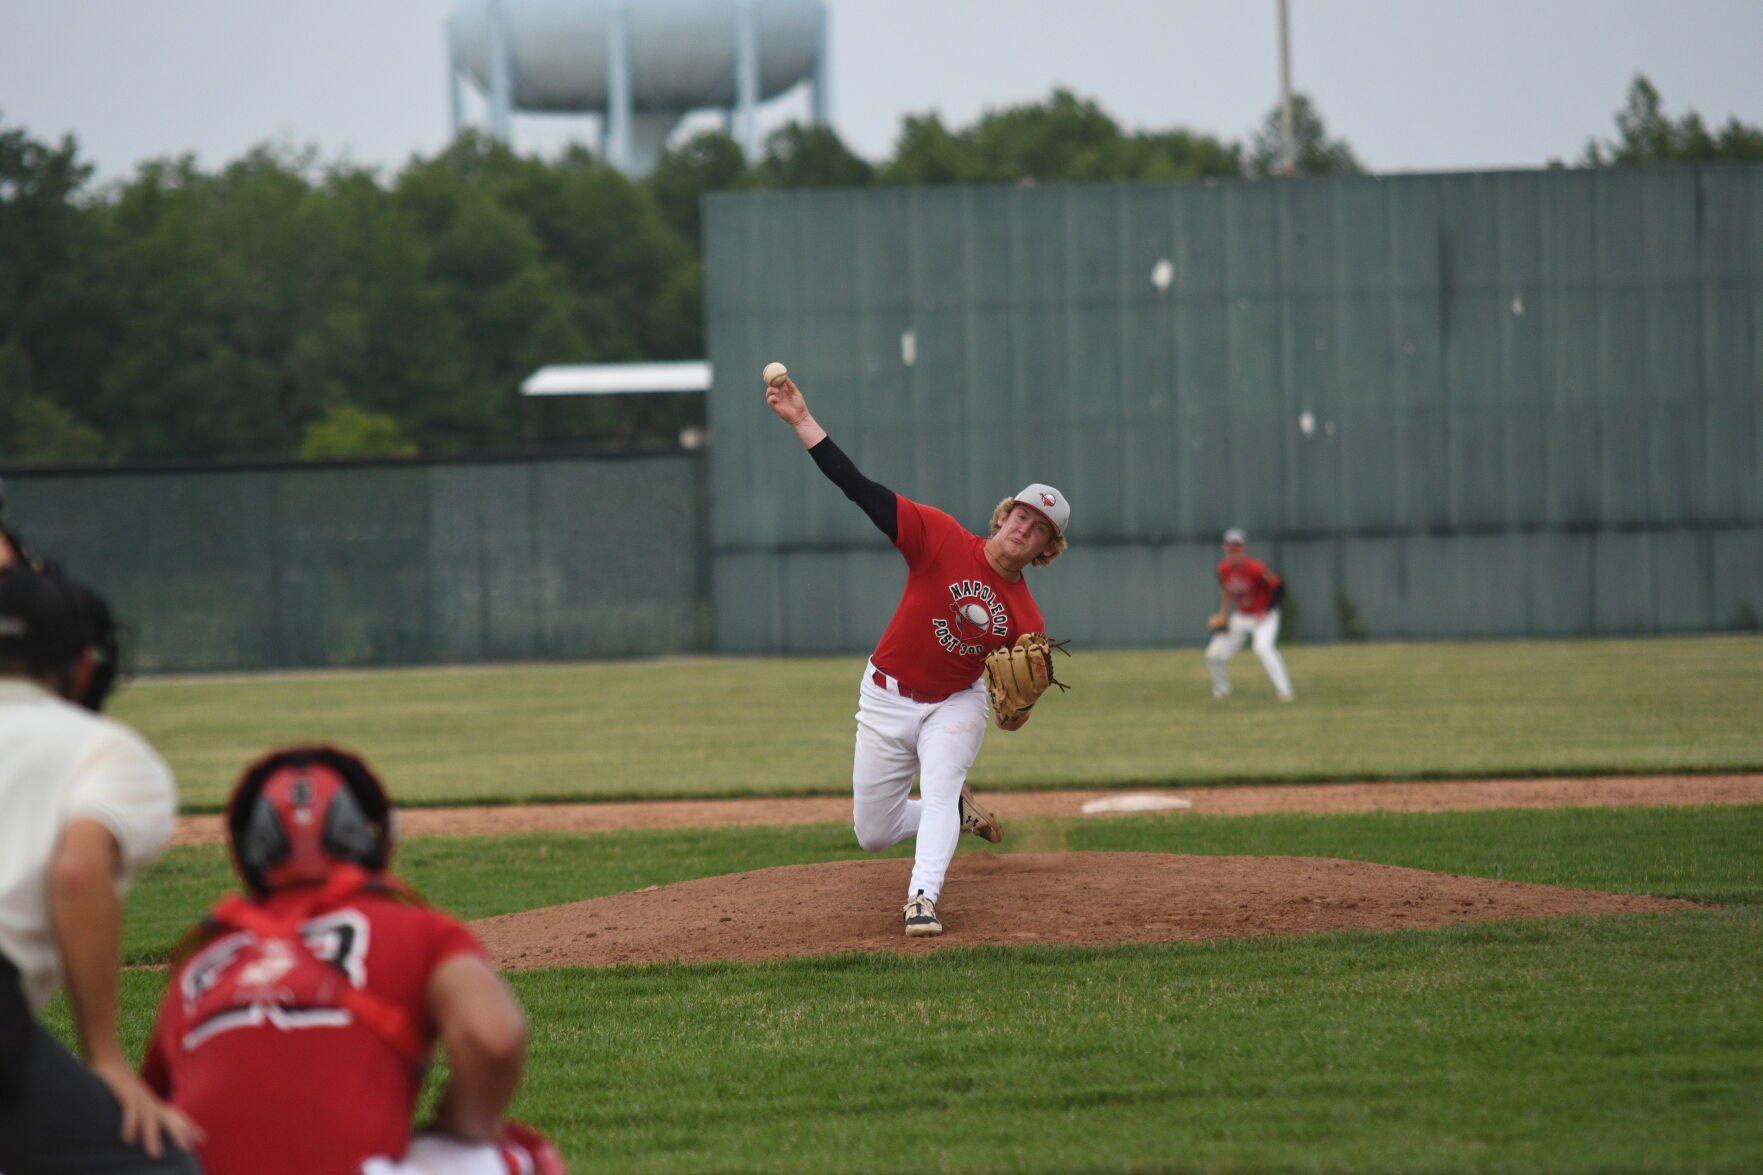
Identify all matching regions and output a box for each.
[3,454,709,672]
[9,168,1761,672]
[704,166,1763,652]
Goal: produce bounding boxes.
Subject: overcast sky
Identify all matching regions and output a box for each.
[4,1,1761,185]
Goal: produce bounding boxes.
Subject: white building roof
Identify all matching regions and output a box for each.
[521,360,711,397]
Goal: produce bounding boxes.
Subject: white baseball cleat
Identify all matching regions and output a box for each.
[958,783,1004,843]
[903,890,942,937]
[1277,690,1295,702]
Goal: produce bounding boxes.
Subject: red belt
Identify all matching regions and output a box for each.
[872,669,953,705]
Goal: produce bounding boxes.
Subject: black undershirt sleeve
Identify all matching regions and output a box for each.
[808,435,898,542]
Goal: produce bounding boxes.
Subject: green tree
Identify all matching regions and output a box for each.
[298,402,417,459]
[753,123,874,189]
[90,148,394,459]
[1583,74,1763,165]
[881,91,1239,186]
[1245,93,1364,178]
[311,166,470,450]
[0,118,120,450]
[0,341,106,463]
[490,142,696,358]
[963,89,1129,182]
[1125,129,1242,181]
[882,113,973,184]
[645,131,748,244]
[394,141,580,451]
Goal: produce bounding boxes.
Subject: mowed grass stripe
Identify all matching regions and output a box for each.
[113,634,1763,809]
[501,912,1763,1174]
[121,804,1763,963]
[91,909,1763,1173]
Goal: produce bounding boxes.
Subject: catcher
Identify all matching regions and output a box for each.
[765,370,1070,937]
[141,745,565,1175]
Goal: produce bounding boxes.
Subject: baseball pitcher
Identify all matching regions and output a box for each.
[765,369,1069,937]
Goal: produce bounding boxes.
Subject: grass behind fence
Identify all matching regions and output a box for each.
[116,634,1763,809]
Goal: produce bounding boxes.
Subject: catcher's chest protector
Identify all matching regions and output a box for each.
[178,872,427,1065]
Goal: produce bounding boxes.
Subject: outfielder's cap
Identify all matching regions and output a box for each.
[1223,527,1247,547]
[1013,484,1069,536]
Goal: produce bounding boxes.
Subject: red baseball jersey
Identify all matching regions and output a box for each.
[1217,556,1281,616]
[142,888,483,1175]
[870,496,1046,696]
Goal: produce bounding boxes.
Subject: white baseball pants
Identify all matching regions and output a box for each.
[851,662,990,903]
[1205,609,1294,699]
[358,1135,511,1174]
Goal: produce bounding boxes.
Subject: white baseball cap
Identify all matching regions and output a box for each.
[1223,527,1247,546]
[1013,484,1070,536]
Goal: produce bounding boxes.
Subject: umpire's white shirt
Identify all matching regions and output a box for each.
[0,678,177,1012]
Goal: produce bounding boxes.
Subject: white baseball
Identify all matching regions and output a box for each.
[960,603,989,628]
[762,361,789,387]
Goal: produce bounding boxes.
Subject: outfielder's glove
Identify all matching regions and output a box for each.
[984,632,1070,726]
[1206,612,1228,633]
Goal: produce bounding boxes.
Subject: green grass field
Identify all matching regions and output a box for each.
[117,634,1763,809]
[36,636,1763,1172]
[62,806,1763,1172]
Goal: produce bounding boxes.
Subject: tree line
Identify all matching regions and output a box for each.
[1,76,1756,467]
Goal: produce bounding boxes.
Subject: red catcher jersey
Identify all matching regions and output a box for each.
[1217,556,1281,616]
[870,496,1046,696]
[142,890,483,1175]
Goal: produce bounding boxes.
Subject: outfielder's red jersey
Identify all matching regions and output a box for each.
[1217,556,1281,616]
[141,887,484,1175]
[870,496,1046,696]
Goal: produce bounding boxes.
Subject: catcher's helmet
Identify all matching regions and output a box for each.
[226,745,395,895]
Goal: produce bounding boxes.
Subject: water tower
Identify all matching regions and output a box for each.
[448,0,830,176]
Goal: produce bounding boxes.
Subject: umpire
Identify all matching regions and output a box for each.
[0,563,202,1173]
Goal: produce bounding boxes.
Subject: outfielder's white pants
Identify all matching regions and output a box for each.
[851,662,990,903]
[1205,609,1293,698]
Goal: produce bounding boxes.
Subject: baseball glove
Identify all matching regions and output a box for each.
[984,632,1070,725]
[1206,612,1229,633]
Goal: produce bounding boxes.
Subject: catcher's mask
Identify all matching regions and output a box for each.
[226,746,394,896]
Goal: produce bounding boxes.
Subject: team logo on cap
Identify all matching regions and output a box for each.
[1040,493,1056,507]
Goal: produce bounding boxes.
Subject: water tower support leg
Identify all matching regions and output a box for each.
[488,0,513,143]
[448,44,464,138]
[736,0,759,161]
[608,1,633,170]
[811,8,830,124]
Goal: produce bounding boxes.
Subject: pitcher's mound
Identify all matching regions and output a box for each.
[473,852,1695,970]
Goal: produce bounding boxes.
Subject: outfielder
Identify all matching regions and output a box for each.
[1205,528,1294,701]
[765,370,1069,937]
[142,745,564,1175]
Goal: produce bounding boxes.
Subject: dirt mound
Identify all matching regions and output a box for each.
[473,852,1696,970]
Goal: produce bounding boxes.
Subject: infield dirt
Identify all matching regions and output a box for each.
[169,774,1743,968]
[169,773,1763,846]
[248,776,1734,966]
[472,852,1697,969]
